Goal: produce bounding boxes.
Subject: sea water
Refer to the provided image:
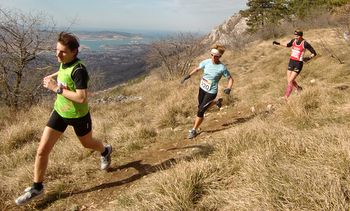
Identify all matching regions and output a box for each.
[79,30,175,51]
[80,37,151,51]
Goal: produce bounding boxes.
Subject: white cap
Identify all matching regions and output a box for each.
[210,48,221,56]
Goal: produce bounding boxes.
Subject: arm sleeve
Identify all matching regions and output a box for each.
[71,64,89,89]
[304,41,317,55]
[286,39,294,47]
[199,59,209,69]
[223,66,231,78]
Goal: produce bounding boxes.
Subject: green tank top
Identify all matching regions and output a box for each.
[54,60,89,118]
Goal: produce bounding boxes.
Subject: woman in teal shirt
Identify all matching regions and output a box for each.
[182,44,233,139]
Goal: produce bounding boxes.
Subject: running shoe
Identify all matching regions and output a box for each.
[101,144,112,170]
[15,186,44,205]
[188,129,197,139]
[216,98,223,108]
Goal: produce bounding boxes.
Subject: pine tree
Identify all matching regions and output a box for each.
[241,0,350,32]
[241,0,289,32]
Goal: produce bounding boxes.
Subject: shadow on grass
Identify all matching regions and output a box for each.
[166,144,215,158]
[34,144,211,209]
[203,115,256,134]
[204,110,274,134]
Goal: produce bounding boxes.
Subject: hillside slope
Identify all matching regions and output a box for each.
[1,27,350,210]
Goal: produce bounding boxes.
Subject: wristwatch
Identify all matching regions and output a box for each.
[56,87,63,94]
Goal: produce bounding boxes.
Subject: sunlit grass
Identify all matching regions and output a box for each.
[1,28,350,210]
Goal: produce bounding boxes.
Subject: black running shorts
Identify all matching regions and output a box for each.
[197,88,217,118]
[47,110,92,137]
[288,59,303,73]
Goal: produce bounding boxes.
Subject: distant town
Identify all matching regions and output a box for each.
[75,30,143,41]
[79,44,150,90]
[74,31,155,90]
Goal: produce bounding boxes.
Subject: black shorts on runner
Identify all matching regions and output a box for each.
[197,88,217,118]
[47,110,92,137]
[288,59,303,73]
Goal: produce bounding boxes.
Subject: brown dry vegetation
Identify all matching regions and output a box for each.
[1,27,350,210]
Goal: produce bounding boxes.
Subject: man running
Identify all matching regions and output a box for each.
[15,32,112,205]
[273,29,317,100]
[182,44,233,139]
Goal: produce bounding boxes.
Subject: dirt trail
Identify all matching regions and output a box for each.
[10,106,262,211]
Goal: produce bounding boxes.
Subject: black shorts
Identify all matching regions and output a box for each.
[288,59,303,73]
[197,88,217,117]
[47,110,92,137]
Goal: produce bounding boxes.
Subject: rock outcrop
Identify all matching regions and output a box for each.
[202,13,248,45]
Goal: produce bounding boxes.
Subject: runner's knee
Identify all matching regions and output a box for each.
[197,107,206,117]
[36,147,50,158]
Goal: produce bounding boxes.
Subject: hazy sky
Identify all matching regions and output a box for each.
[0,0,247,33]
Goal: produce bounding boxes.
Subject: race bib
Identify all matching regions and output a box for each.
[200,78,212,92]
[291,49,300,58]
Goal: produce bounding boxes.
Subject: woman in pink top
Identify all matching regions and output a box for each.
[273,29,317,100]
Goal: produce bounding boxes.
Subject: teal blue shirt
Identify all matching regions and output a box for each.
[198,59,231,94]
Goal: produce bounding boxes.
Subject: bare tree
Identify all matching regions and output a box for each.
[88,68,106,92]
[146,32,205,80]
[226,31,253,51]
[0,8,56,108]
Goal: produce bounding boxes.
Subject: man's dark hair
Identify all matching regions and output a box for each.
[57,32,80,51]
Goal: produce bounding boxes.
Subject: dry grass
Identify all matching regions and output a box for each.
[105,28,350,210]
[1,27,350,210]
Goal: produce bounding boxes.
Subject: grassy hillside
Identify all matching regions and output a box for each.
[1,27,350,210]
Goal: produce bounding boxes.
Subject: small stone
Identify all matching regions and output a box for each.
[250,106,256,113]
[266,104,273,111]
